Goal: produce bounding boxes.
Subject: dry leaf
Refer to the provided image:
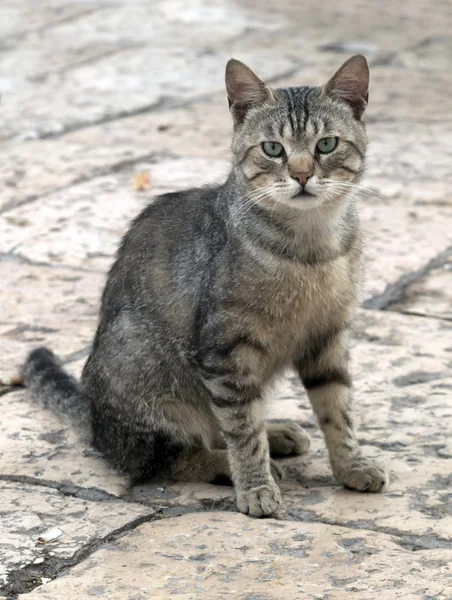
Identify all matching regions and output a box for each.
[0,375,24,386]
[133,171,151,191]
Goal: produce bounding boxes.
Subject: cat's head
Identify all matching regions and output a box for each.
[226,55,369,211]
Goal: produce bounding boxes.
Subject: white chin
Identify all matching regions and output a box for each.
[280,194,327,210]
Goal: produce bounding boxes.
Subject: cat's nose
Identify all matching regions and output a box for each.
[291,172,311,186]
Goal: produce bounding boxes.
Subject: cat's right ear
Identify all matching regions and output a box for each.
[225,59,274,124]
[322,55,369,120]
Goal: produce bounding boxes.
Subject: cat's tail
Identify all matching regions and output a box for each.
[22,347,91,433]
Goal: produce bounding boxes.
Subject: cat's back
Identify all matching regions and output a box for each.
[123,185,222,258]
[100,185,226,322]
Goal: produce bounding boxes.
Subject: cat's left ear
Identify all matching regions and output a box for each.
[225,59,274,124]
[322,55,369,120]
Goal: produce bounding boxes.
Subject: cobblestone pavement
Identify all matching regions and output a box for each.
[1,0,452,598]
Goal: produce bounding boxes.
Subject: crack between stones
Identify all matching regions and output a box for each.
[0,5,115,49]
[0,386,18,398]
[160,498,452,555]
[2,492,451,597]
[356,438,408,451]
[0,63,300,211]
[0,150,178,215]
[0,474,123,504]
[0,93,212,144]
[28,23,298,84]
[143,495,452,554]
[370,35,450,69]
[3,64,301,145]
[33,96,179,140]
[0,251,104,274]
[386,309,452,323]
[0,511,160,599]
[362,245,452,310]
[284,507,452,551]
[29,42,148,83]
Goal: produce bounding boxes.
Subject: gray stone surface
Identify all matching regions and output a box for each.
[20,512,452,600]
[0,158,229,273]
[0,480,153,589]
[1,0,452,597]
[390,254,452,320]
[0,390,127,496]
[0,262,103,375]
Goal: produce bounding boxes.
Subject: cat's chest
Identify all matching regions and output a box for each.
[243,255,358,358]
[262,256,355,317]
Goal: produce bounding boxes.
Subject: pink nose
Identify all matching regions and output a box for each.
[291,172,311,186]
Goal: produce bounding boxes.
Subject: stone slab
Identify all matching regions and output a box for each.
[0,0,294,141]
[0,390,127,497]
[0,480,153,589]
[21,511,452,600]
[0,262,103,376]
[0,99,232,214]
[0,158,229,273]
[361,199,452,301]
[390,260,452,321]
[241,0,452,56]
[3,0,451,143]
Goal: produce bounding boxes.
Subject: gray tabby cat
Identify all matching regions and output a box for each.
[23,55,389,517]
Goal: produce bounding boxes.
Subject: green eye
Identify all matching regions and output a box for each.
[262,141,284,158]
[316,137,338,154]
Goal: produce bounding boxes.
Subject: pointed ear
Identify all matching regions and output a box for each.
[322,55,369,120]
[225,59,274,124]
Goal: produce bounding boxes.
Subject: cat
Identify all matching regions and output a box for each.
[23,54,389,517]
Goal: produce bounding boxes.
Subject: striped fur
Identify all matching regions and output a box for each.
[23,56,388,517]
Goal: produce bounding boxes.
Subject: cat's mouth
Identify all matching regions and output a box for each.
[292,189,316,199]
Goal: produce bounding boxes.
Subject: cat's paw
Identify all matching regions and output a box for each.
[334,459,389,492]
[236,482,282,517]
[267,422,311,457]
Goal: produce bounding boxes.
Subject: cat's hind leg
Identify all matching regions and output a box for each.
[266,422,311,457]
[167,447,232,484]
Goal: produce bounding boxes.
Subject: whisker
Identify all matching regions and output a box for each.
[320,180,380,200]
[321,178,378,194]
[227,184,284,224]
[239,186,289,223]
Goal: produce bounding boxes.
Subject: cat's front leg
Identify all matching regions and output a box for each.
[202,367,281,516]
[211,396,281,516]
[296,328,389,492]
